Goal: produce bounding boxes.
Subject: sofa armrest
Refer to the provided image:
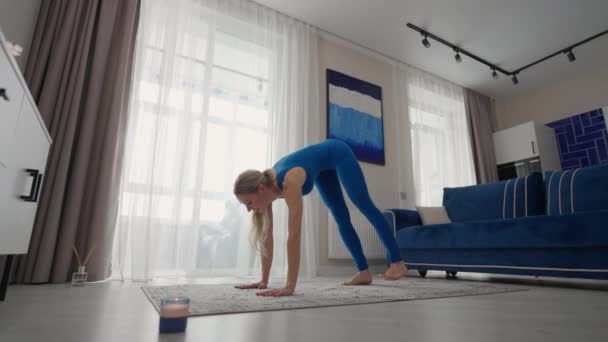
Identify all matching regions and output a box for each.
[383,209,422,234]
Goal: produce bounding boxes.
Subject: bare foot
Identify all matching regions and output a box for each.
[381,261,408,280]
[341,270,373,286]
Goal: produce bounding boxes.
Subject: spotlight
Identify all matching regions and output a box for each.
[491,69,498,80]
[566,50,576,62]
[421,35,430,48]
[407,22,608,84]
[454,50,462,63]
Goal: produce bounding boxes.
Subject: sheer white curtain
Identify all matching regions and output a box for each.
[394,64,476,206]
[112,0,320,281]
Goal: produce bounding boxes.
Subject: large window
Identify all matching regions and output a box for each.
[113,1,273,279]
[407,73,476,206]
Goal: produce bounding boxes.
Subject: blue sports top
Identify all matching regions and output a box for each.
[272,139,350,195]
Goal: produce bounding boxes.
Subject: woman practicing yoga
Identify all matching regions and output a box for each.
[233,139,407,297]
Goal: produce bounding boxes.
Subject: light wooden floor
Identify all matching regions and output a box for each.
[1,272,607,342]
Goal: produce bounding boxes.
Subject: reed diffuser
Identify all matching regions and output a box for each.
[71,245,95,287]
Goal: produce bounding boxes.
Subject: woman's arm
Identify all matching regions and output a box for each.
[284,183,303,291]
[257,167,306,297]
[235,204,274,290]
[260,204,274,285]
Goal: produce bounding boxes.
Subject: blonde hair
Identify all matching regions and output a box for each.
[233,169,275,255]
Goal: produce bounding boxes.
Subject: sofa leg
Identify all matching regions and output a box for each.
[418,270,427,278]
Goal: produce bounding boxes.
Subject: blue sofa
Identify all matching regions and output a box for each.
[384,164,608,280]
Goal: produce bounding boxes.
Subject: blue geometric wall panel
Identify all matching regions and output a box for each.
[547,107,608,170]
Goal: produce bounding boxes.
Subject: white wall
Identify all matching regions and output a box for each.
[0,0,41,71]
[495,63,608,130]
[316,35,416,275]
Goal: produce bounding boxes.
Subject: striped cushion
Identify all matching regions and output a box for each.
[545,164,608,216]
[443,173,545,222]
[500,173,545,219]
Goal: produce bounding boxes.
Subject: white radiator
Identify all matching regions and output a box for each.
[328,203,386,260]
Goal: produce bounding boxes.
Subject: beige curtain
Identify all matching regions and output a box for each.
[464,88,499,184]
[11,0,140,283]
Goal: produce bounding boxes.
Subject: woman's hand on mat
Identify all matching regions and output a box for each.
[256,286,295,297]
[235,281,267,289]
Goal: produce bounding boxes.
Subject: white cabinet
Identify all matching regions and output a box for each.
[493,121,560,172]
[493,121,538,164]
[0,31,52,256]
[0,38,25,167]
[1,103,51,254]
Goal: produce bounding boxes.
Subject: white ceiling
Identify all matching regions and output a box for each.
[253,0,608,99]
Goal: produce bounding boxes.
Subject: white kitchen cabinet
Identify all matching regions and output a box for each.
[0,31,52,300]
[494,121,537,165]
[1,101,51,254]
[493,121,561,173]
[0,36,25,167]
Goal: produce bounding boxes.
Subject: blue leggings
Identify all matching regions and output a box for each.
[314,144,403,271]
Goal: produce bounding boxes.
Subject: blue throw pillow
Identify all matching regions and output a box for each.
[443,173,545,222]
[545,164,608,216]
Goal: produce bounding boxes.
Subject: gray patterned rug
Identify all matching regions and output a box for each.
[142,278,526,316]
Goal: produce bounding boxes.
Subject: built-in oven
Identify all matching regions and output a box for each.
[497,156,542,181]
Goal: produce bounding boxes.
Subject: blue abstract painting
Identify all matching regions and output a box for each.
[326,69,385,165]
[547,107,608,170]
